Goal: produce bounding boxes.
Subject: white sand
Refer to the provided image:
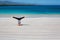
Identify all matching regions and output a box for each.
[0,17,60,40]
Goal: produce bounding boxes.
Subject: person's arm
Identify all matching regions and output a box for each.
[20,16,25,19]
[13,16,18,19]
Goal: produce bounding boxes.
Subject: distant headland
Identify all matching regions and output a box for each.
[0,1,36,6]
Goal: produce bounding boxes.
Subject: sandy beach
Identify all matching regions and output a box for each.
[0,17,60,40]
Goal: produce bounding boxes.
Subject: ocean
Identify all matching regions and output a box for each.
[0,5,60,17]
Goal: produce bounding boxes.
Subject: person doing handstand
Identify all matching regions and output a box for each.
[13,16,25,26]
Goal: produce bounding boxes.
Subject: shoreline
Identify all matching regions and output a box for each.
[0,14,60,18]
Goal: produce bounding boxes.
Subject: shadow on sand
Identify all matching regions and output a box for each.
[20,24,29,26]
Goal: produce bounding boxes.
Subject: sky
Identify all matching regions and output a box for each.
[1,0,60,5]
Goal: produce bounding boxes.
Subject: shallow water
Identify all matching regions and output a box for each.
[0,5,60,14]
[0,5,60,17]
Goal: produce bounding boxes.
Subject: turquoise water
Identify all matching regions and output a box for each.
[0,5,60,15]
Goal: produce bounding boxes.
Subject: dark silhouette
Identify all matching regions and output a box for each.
[13,16,25,26]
